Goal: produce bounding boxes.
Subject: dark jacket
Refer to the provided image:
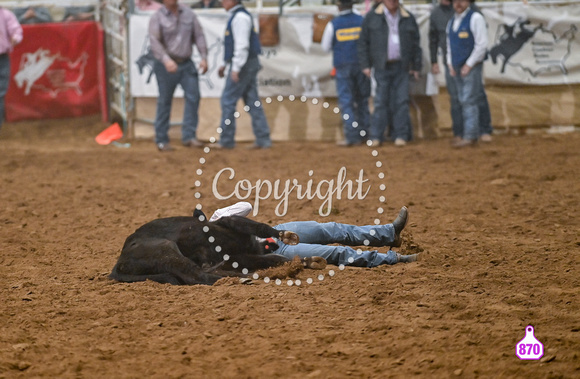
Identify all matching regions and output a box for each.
[428,3,454,65]
[358,3,422,72]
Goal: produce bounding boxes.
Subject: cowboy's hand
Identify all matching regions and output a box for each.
[199,59,208,75]
[449,65,457,77]
[230,71,240,83]
[431,63,440,75]
[218,66,226,78]
[362,68,371,78]
[165,59,178,73]
[461,64,472,77]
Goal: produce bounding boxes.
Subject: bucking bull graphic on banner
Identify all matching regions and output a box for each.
[489,17,577,77]
[14,49,88,98]
[5,22,103,122]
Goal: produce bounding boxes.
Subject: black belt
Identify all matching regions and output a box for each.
[170,56,189,64]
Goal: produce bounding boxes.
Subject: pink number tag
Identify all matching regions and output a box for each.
[515,325,544,360]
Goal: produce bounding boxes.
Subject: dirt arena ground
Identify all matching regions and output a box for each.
[1,116,578,378]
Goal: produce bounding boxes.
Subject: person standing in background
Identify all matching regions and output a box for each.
[149,0,208,151]
[321,0,370,147]
[429,0,461,139]
[0,7,23,132]
[446,0,488,147]
[13,7,52,24]
[217,0,271,149]
[358,0,422,147]
[468,0,492,142]
[430,0,492,143]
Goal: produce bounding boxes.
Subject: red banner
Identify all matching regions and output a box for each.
[6,21,107,122]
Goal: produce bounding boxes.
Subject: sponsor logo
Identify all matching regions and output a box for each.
[335,27,361,42]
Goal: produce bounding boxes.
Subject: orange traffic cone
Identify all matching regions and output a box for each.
[95,123,123,145]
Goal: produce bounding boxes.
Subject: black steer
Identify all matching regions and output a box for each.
[109,211,324,285]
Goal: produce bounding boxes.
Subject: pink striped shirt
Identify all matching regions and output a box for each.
[0,8,23,54]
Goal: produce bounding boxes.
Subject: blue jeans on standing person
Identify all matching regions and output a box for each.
[153,59,200,145]
[452,62,483,141]
[445,63,463,138]
[219,56,271,148]
[478,88,492,135]
[273,221,399,267]
[335,64,371,144]
[0,54,10,131]
[447,62,492,138]
[370,61,413,143]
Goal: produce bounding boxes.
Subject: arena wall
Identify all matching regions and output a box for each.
[132,83,580,142]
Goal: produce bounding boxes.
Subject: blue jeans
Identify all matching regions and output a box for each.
[451,63,483,141]
[273,221,399,267]
[478,88,493,135]
[0,54,10,130]
[446,63,492,137]
[445,64,463,137]
[219,57,271,148]
[371,61,413,142]
[153,59,200,145]
[335,64,370,144]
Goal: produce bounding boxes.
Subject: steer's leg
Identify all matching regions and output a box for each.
[216,253,292,272]
[204,254,327,278]
[211,254,326,271]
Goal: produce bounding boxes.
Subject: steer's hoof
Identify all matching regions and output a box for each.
[279,231,299,245]
[302,256,327,270]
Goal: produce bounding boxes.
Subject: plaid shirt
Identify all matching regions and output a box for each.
[149,4,207,64]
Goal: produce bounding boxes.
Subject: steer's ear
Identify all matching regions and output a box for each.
[193,208,207,221]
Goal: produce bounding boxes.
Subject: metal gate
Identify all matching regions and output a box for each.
[101,0,131,136]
